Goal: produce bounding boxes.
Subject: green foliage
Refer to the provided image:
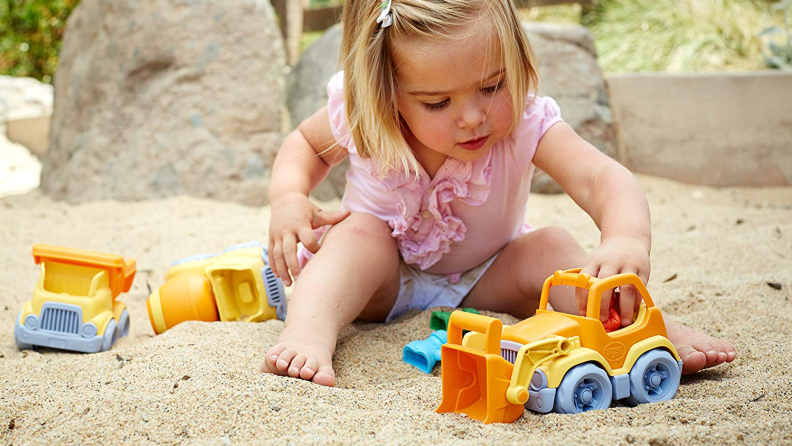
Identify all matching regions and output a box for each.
[760,0,792,68]
[580,0,785,73]
[0,0,81,83]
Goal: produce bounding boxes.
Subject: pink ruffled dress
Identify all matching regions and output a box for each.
[297,71,563,282]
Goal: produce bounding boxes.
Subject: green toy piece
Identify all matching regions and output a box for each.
[430,308,479,331]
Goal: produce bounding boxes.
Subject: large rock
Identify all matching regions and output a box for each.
[286,22,614,198]
[527,23,615,193]
[42,0,287,205]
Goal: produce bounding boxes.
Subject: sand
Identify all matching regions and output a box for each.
[1,175,790,445]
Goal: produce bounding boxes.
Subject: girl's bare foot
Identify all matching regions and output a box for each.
[665,319,736,374]
[260,331,337,387]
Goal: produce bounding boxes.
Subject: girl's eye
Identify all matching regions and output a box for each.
[423,99,449,111]
[481,79,506,95]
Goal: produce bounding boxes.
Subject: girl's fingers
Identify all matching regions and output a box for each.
[282,233,301,281]
[576,263,600,317]
[273,239,291,287]
[596,265,619,322]
[618,267,639,326]
[312,210,351,228]
[298,226,321,253]
[267,239,277,277]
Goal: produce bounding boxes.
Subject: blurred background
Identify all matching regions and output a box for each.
[3,0,788,83]
[1,0,790,200]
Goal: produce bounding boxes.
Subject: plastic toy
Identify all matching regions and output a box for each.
[15,244,136,353]
[436,268,682,424]
[429,308,479,331]
[146,242,286,334]
[404,330,447,373]
[403,309,481,374]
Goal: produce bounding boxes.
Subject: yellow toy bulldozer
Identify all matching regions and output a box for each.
[436,269,682,423]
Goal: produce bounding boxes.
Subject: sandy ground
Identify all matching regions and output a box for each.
[0,176,790,445]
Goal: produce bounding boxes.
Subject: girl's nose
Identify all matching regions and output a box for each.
[456,101,486,129]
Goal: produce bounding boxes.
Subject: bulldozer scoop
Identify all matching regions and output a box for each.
[436,344,524,424]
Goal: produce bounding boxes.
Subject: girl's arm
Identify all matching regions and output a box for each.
[268,107,350,286]
[533,122,650,326]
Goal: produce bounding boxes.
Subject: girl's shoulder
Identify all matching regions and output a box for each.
[326,71,356,151]
[506,95,564,171]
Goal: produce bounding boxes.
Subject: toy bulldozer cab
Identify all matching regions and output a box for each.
[436,269,682,423]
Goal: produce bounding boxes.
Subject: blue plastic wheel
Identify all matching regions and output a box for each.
[102,319,118,352]
[14,311,33,350]
[118,309,130,338]
[625,349,680,406]
[554,363,613,414]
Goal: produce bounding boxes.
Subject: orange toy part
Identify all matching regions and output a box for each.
[436,312,525,424]
[32,244,136,298]
[146,272,219,335]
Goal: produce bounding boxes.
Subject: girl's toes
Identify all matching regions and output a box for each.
[678,345,707,374]
[300,357,319,380]
[262,345,287,373]
[727,350,737,362]
[692,342,719,365]
[276,349,298,373]
[288,355,308,378]
[312,365,336,387]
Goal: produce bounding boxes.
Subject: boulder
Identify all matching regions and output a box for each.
[285,25,346,201]
[42,0,287,205]
[286,22,615,197]
[527,23,615,193]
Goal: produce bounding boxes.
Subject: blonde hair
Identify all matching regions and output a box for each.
[340,0,539,177]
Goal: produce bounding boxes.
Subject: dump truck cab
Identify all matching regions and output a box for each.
[437,269,682,423]
[15,245,135,353]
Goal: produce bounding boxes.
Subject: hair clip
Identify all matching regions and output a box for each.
[377,0,393,28]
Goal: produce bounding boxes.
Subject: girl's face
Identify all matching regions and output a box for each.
[393,22,514,164]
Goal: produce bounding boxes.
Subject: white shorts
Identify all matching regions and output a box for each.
[385,251,501,322]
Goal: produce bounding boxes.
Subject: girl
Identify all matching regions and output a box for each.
[261,0,736,387]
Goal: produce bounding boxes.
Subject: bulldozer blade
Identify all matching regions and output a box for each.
[436,344,524,424]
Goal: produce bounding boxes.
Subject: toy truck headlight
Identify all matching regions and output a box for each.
[81,322,97,338]
[530,369,548,391]
[24,314,39,330]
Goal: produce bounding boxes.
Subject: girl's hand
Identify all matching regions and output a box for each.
[575,235,650,327]
[268,192,350,286]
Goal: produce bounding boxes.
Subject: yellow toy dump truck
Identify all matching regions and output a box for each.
[15,245,136,353]
[436,268,682,423]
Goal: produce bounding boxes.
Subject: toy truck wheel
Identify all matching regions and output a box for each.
[118,309,130,338]
[102,319,119,352]
[14,311,34,350]
[15,331,33,350]
[554,363,613,414]
[624,349,681,406]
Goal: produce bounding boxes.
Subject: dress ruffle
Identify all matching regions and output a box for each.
[377,149,494,271]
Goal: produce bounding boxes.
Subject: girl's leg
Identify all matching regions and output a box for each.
[459,226,736,374]
[460,226,585,318]
[260,212,401,386]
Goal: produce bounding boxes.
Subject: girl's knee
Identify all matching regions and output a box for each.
[531,226,582,252]
[328,212,397,250]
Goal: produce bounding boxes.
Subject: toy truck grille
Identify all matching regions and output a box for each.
[500,340,522,364]
[40,307,80,334]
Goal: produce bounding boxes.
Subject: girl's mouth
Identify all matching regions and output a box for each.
[458,135,489,151]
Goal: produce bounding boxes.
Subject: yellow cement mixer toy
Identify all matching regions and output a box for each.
[436,268,682,423]
[146,242,286,334]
